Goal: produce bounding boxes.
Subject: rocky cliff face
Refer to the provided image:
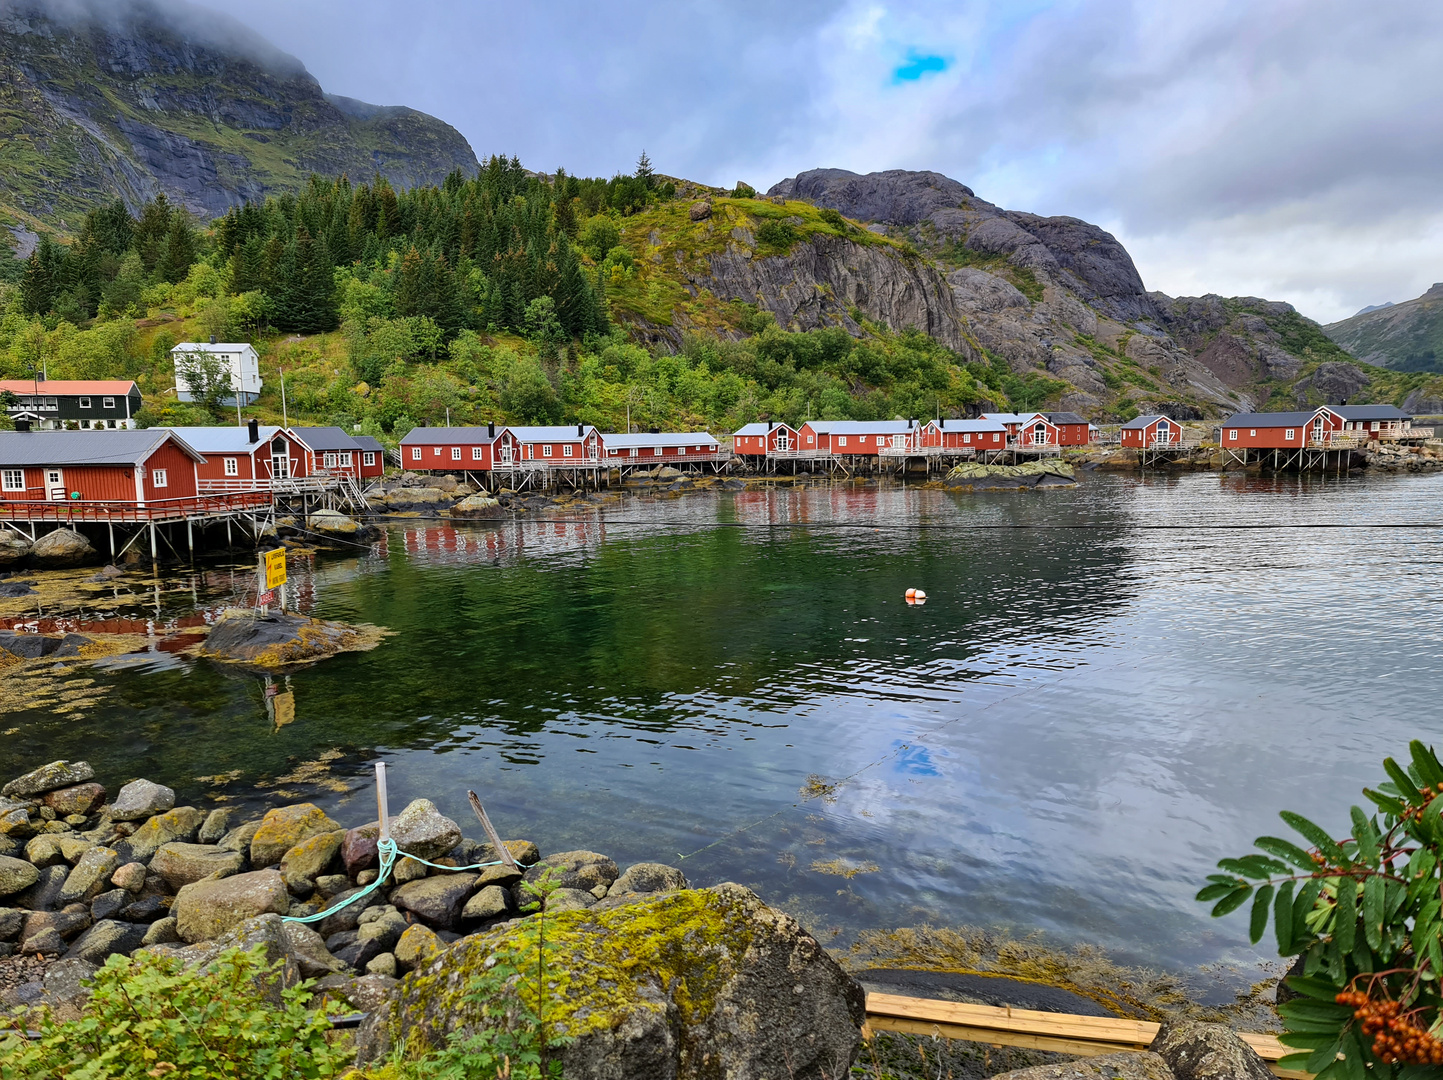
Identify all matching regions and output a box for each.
[1324,283,1443,372]
[0,0,478,224]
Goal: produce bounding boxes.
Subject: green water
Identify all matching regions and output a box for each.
[4,472,1442,979]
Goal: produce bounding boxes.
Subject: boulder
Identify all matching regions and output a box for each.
[21,908,91,947]
[316,885,382,937]
[29,528,98,568]
[111,861,146,892]
[341,824,379,876]
[356,908,409,952]
[200,611,377,668]
[392,856,427,884]
[610,862,689,896]
[450,494,503,517]
[690,200,713,221]
[388,872,479,930]
[24,834,67,869]
[142,917,180,946]
[65,919,148,963]
[1150,1020,1273,1080]
[20,926,67,955]
[357,884,867,1079]
[281,920,347,978]
[173,869,291,943]
[390,799,462,862]
[42,957,98,1007]
[197,808,234,845]
[545,887,598,913]
[0,530,30,566]
[249,804,343,868]
[115,806,204,862]
[119,894,168,923]
[3,760,96,799]
[0,907,23,941]
[279,828,345,883]
[366,952,398,977]
[110,778,176,822]
[522,849,618,894]
[44,782,106,817]
[393,923,442,973]
[58,846,120,904]
[172,913,301,1000]
[12,864,69,910]
[217,819,263,854]
[461,884,511,923]
[150,842,246,890]
[313,972,397,1015]
[0,807,34,840]
[90,889,131,922]
[990,1053,1175,1080]
[308,510,359,536]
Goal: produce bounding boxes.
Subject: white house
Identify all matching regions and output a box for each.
[172,339,262,406]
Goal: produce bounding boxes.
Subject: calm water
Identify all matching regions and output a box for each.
[4,472,1442,981]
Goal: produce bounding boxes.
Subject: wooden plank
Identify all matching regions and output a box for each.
[863,993,1309,1079]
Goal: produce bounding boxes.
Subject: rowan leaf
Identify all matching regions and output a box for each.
[1384,757,1420,801]
[1281,811,1345,863]
[1348,806,1379,867]
[1409,739,1443,788]
[1196,882,1237,903]
[1250,884,1274,944]
[1283,974,1341,1001]
[1255,835,1317,871]
[1212,886,1253,918]
[1362,787,1405,816]
[1334,875,1357,954]
[1361,875,1384,952]
[1274,880,1296,954]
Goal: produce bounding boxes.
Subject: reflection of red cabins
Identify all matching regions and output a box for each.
[401,519,604,564]
[732,422,797,457]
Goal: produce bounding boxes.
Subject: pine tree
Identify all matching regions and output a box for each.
[635,150,654,188]
[19,244,55,316]
[156,216,198,284]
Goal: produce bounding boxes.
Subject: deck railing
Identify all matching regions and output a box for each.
[0,490,271,522]
[604,451,727,465]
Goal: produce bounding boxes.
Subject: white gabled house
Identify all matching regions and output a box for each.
[172,339,262,406]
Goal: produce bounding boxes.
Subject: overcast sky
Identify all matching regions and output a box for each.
[194,0,1443,324]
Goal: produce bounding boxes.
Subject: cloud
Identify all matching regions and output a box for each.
[187,0,1443,323]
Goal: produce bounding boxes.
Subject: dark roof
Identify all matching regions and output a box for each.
[352,435,384,452]
[399,426,498,445]
[1333,405,1412,422]
[1044,412,1088,425]
[287,426,363,451]
[1222,410,1324,427]
[0,429,203,466]
[1119,414,1171,430]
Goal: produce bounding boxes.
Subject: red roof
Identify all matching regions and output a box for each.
[0,380,139,395]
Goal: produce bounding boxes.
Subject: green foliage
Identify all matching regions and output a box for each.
[0,943,349,1080]
[578,216,621,263]
[733,183,757,199]
[1200,740,1443,1076]
[754,220,799,251]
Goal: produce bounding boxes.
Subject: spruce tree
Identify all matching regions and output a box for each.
[19,245,55,316]
[635,150,654,188]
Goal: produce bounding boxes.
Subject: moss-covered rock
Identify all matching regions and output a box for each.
[249,804,343,868]
[944,459,1077,489]
[355,882,866,1079]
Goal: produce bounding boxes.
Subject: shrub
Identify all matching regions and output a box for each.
[755,220,798,251]
[732,183,757,199]
[1200,739,1443,1076]
[0,943,350,1079]
[819,207,848,231]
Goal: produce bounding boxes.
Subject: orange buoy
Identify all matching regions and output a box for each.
[905,588,916,599]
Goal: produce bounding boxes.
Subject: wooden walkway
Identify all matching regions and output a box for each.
[863,993,1304,1079]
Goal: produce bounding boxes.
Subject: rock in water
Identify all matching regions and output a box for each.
[109,778,176,821]
[29,528,98,568]
[307,509,359,536]
[1150,1020,1273,1080]
[990,1052,1175,1080]
[356,883,867,1079]
[0,530,30,566]
[449,494,503,518]
[4,761,96,799]
[44,782,106,816]
[390,799,462,862]
[114,806,204,863]
[199,610,385,668]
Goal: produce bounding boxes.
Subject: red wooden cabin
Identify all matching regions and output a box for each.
[601,432,720,463]
[353,436,386,478]
[286,427,371,479]
[732,422,798,457]
[0,429,202,505]
[1220,408,1343,450]
[798,420,921,456]
[164,422,296,490]
[1043,412,1092,446]
[1119,415,1180,447]
[922,418,1007,450]
[400,425,501,472]
[1333,405,1415,439]
[497,425,600,465]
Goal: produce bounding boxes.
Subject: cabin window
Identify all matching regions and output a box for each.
[543,445,553,457]
[365,452,377,466]
[79,396,91,408]
[564,445,574,457]
[433,447,441,457]
[964,434,971,443]
[224,457,238,477]
[1285,429,1295,440]
[151,469,168,488]
[653,447,662,455]
[1229,430,1238,441]
[630,448,639,457]
[1250,429,1257,437]
[839,436,847,446]
[339,452,353,467]
[412,447,422,460]
[808,435,814,443]
[471,447,483,461]
[452,447,462,460]
[859,435,868,444]
[1,469,22,492]
[1371,421,1379,431]
[323,452,339,469]
[103,397,115,409]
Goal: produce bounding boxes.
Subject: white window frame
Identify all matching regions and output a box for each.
[859,435,868,444]
[471,447,483,461]
[364,451,377,467]
[451,447,462,460]
[323,452,339,469]
[1229,430,1237,441]
[411,447,422,460]
[563,445,574,457]
[223,457,238,477]
[543,444,553,457]
[839,436,847,446]
[46,469,62,487]
[79,396,91,409]
[151,469,168,488]
[1250,429,1257,437]
[340,452,353,467]
[433,446,442,457]
[1,469,23,492]
[1285,429,1295,440]
[630,448,639,457]
[963,433,971,443]
[103,397,115,409]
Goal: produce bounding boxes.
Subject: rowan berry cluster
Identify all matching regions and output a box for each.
[1400,783,1443,823]
[1336,990,1443,1066]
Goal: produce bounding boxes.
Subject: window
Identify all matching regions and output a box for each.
[79,396,91,408]
[340,452,353,467]
[808,435,814,443]
[859,435,868,444]
[323,452,338,469]
[471,447,483,461]
[151,469,168,488]
[1371,421,1380,431]
[223,457,238,476]
[103,397,115,409]
[411,447,422,460]
[563,445,574,457]
[364,452,377,466]
[1229,430,1238,441]
[1250,429,1257,437]
[630,448,639,457]
[1,469,22,492]
[1285,429,1295,440]
[47,470,62,487]
[839,436,848,446]
[653,447,661,456]
[543,444,553,457]
[433,446,442,457]
[452,447,462,460]
[963,433,971,444]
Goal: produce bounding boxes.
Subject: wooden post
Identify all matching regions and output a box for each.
[149,521,157,562]
[375,762,390,845]
[468,790,520,870]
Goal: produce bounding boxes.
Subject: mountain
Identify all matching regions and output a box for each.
[1355,302,1394,316]
[1323,284,1443,373]
[0,0,478,231]
[757,168,1440,417]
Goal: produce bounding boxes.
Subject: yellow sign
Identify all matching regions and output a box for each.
[263,548,288,590]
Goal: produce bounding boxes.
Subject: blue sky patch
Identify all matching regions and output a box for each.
[893,52,948,83]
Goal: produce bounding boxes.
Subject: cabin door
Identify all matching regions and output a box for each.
[1312,418,1325,444]
[775,432,789,451]
[499,440,513,465]
[270,439,290,480]
[45,469,65,501]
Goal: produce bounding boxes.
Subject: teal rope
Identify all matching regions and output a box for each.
[281,837,531,925]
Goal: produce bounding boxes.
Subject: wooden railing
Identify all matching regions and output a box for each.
[0,490,271,522]
[606,450,727,465]
[863,994,1302,1079]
